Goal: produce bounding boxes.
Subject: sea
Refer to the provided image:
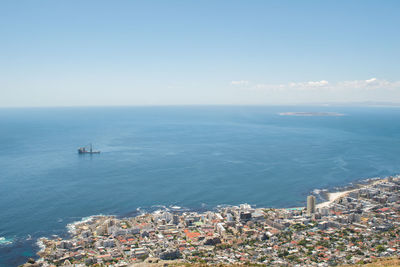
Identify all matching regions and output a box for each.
[1,105,400,266]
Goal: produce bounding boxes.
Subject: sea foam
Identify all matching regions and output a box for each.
[0,236,13,245]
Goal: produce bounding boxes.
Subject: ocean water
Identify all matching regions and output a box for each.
[1,106,400,266]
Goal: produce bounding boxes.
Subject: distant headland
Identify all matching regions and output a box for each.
[279,112,345,116]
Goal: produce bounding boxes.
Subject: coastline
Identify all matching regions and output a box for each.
[315,176,389,209]
[316,189,357,209]
[57,176,379,236]
[25,174,400,266]
[34,175,396,242]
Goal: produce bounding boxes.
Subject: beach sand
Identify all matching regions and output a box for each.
[316,178,388,209]
[316,189,356,209]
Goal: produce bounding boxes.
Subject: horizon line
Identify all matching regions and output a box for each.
[1,102,400,109]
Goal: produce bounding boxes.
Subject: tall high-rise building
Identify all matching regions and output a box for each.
[307,195,316,215]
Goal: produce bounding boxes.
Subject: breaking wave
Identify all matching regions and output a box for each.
[0,236,13,245]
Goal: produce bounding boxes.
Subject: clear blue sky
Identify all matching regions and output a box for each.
[1,0,400,107]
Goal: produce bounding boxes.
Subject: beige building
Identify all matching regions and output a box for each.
[307,195,316,215]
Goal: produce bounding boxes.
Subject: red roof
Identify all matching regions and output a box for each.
[97,254,111,258]
[184,230,201,239]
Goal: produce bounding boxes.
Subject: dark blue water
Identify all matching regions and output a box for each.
[1,106,400,266]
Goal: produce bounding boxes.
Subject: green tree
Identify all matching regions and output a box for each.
[376,245,385,253]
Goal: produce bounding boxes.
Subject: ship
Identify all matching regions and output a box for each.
[78,144,100,154]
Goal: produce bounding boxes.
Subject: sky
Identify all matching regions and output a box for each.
[1,0,400,107]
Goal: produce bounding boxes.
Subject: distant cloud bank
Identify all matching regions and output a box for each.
[231,78,400,92]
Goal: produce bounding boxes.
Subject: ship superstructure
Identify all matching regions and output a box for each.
[78,144,100,154]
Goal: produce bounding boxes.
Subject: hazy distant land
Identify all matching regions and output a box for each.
[279,112,345,116]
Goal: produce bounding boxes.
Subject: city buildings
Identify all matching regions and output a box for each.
[24,175,400,266]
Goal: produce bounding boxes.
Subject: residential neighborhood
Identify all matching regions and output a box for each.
[25,176,400,266]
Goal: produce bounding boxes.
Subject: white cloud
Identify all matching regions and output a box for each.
[231,80,249,86]
[366,78,377,84]
[288,80,329,90]
[337,78,400,90]
[308,80,329,87]
[251,78,400,92]
[289,80,327,87]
